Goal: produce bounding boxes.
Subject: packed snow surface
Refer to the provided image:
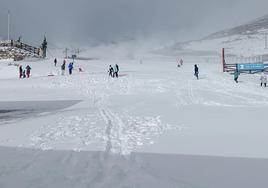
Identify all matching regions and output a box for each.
[1,56,268,157]
[0,53,268,187]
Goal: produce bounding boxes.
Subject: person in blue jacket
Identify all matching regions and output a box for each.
[68,62,74,75]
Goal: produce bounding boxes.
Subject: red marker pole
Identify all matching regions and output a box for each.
[222,48,225,72]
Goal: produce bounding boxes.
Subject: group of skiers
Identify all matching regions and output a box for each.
[55,58,120,78]
[108,64,120,78]
[17,57,268,87]
[192,62,267,87]
[180,58,198,80]
[19,65,31,78]
[58,59,74,75]
[233,70,267,87]
[178,58,199,79]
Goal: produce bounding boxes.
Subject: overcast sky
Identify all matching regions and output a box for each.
[1,0,268,46]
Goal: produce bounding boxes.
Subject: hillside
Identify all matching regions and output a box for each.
[206,14,268,39]
[162,14,268,59]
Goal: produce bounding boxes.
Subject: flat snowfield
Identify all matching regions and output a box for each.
[0,56,268,187]
[0,147,268,188]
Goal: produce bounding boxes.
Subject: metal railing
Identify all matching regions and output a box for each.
[0,40,42,57]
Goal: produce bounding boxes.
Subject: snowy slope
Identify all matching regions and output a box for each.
[0,55,268,157]
[1,55,268,187]
[162,14,268,58]
[1,147,268,188]
[2,15,268,186]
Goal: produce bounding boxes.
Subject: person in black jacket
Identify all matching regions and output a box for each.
[194,64,199,80]
[61,60,66,75]
[108,65,114,77]
[54,58,57,67]
[19,65,23,78]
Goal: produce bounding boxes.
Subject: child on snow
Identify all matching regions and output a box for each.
[22,70,26,78]
[260,72,267,87]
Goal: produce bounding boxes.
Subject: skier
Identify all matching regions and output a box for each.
[25,65,31,78]
[177,61,181,68]
[19,65,23,78]
[61,60,66,75]
[113,64,119,78]
[180,59,183,66]
[194,64,199,79]
[108,65,114,77]
[54,58,57,67]
[68,62,74,75]
[234,70,240,83]
[260,72,267,87]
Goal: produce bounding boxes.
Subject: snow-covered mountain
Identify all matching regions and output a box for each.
[162,14,268,58]
[206,14,268,39]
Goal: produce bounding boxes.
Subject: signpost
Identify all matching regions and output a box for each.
[236,63,264,71]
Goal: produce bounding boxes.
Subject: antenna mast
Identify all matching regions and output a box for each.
[7,10,10,41]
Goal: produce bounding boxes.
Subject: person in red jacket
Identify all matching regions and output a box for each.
[19,65,23,78]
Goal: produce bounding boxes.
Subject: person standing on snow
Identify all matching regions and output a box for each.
[25,65,31,78]
[23,70,26,78]
[108,65,114,77]
[260,72,267,87]
[177,61,181,68]
[68,62,74,75]
[61,60,66,75]
[234,70,240,83]
[113,64,119,78]
[194,64,199,79]
[180,59,183,66]
[54,58,57,67]
[19,65,23,78]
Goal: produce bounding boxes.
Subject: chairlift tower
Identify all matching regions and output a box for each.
[7,10,10,41]
[64,48,69,59]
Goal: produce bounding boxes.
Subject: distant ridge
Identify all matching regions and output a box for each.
[204,14,268,40]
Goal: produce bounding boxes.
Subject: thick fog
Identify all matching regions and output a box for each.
[1,0,268,46]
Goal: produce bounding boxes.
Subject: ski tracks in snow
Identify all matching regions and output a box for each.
[31,73,182,154]
[100,108,181,155]
[30,63,268,154]
[30,107,180,154]
[174,70,268,107]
